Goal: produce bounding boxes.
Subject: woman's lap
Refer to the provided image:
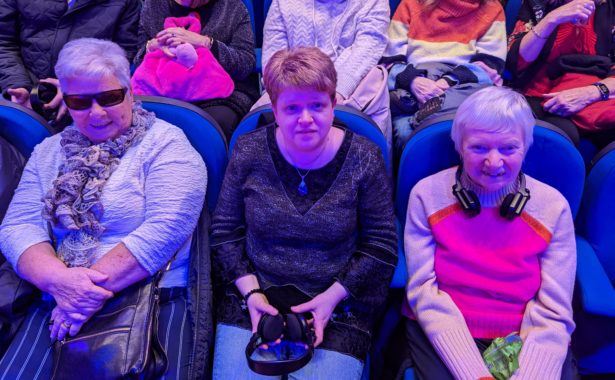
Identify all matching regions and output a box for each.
[213,323,363,380]
[0,288,191,380]
[404,319,577,380]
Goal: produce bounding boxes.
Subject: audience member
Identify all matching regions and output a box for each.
[384,0,506,157]
[0,0,141,124]
[403,86,576,380]
[507,0,615,148]
[259,0,392,154]
[135,0,259,140]
[211,47,397,379]
[0,38,207,379]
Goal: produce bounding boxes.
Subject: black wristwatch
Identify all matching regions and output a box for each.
[592,82,610,101]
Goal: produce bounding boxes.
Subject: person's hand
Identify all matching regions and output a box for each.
[410,77,445,104]
[335,92,345,103]
[434,78,450,91]
[545,0,595,26]
[472,61,503,86]
[39,78,68,122]
[49,304,99,341]
[156,27,211,49]
[47,267,114,316]
[7,87,31,109]
[543,85,600,116]
[290,282,348,347]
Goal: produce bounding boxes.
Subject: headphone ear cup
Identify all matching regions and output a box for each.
[284,314,306,342]
[258,314,285,342]
[500,193,515,219]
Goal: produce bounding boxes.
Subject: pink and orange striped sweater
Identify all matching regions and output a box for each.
[404,167,576,380]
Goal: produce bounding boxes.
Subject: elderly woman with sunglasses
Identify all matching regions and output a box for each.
[0,38,207,379]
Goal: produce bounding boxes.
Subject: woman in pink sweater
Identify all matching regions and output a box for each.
[403,86,576,379]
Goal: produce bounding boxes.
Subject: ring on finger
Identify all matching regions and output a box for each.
[62,321,72,328]
[48,319,55,326]
[171,33,176,37]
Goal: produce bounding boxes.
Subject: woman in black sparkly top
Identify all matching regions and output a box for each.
[210,47,397,379]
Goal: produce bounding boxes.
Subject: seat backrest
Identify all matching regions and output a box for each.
[136,96,228,212]
[577,142,615,281]
[230,104,390,171]
[0,100,53,158]
[504,0,522,35]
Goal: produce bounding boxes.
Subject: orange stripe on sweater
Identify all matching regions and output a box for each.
[428,203,462,225]
[392,0,504,44]
[520,212,553,242]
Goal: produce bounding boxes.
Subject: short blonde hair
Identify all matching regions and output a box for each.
[451,87,534,154]
[263,47,337,106]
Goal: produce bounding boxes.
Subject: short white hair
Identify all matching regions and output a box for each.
[55,38,131,91]
[451,86,534,154]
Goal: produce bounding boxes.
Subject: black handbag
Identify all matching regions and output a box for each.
[0,260,39,357]
[51,268,169,380]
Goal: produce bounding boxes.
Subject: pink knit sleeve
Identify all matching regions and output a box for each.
[510,201,576,380]
[405,181,492,380]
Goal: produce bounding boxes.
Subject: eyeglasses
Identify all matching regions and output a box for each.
[63,88,128,110]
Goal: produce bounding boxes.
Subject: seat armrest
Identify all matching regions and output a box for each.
[390,219,408,288]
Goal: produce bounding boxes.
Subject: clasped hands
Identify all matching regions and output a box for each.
[47,266,114,341]
[148,27,211,58]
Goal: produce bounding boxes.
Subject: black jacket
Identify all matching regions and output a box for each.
[0,0,141,93]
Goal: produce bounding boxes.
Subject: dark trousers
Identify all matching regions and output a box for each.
[199,104,241,141]
[527,97,581,147]
[0,287,192,380]
[404,319,577,380]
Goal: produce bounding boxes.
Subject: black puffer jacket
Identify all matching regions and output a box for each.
[0,0,141,92]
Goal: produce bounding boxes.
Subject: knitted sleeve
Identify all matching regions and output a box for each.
[383,0,411,62]
[405,180,492,380]
[472,6,507,71]
[210,4,255,80]
[210,135,252,285]
[0,143,53,270]
[335,141,397,301]
[261,0,289,73]
[332,0,389,99]
[510,202,576,380]
[121,126,207,275]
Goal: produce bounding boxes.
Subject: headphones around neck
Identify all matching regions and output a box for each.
[245,313,315,376]
[452,166,531,220]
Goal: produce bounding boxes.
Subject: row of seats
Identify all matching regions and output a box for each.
[2,92,614,376]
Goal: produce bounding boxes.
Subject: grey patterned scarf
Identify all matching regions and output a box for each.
[42,103,156,267]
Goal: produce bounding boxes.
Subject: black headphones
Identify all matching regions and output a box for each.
[452,166,531,220]
[245,313,315,376]
[30,81,59,121]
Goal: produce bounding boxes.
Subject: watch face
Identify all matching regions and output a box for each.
[594,83,610,100]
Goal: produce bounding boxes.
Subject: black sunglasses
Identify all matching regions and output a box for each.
[63,88,128,110]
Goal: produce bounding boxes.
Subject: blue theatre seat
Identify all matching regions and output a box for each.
[574,142,615,375]
[0,100,53,158]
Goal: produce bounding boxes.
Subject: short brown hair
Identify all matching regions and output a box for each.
[263,47,337,106]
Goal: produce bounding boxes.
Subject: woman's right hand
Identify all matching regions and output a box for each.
[410,77,445,104]
[48,267,114,315]
[546,0,595,26]
[246,293,279,334]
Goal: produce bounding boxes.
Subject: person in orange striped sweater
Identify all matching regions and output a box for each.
[382,0,507,158]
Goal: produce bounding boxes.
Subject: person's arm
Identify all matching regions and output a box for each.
[111,0,141,63]
[261,0,289,73]
[333,145,397,307]
[0,0,33,93]
[106,127,207,290]
[510,201,576,380]
[518,0,595,64]
[405,183,492,379]
[210,3,255,80]
[332,0,389,99]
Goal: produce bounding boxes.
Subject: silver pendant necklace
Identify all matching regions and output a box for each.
[278,130,330,197]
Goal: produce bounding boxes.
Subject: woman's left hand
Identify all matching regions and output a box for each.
[49,305,99,341]
[543,86,600,116]
[156,27,210,49]
[290,282,348,347]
